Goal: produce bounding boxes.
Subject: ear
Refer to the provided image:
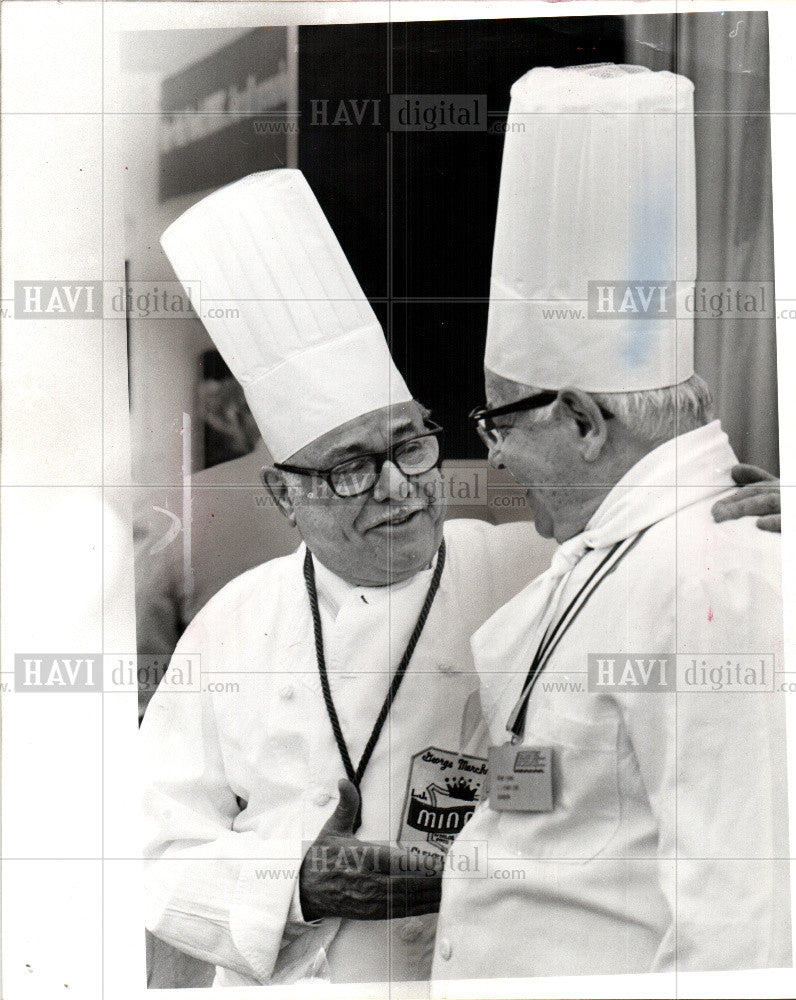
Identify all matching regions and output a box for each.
[261,466,298,524]
[555,387,608,462]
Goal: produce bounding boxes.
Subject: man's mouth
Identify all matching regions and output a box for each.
[367,506,426,530]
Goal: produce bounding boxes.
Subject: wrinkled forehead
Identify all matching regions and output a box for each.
[287,400,427,466]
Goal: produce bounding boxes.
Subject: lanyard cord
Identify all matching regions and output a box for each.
[507,528,649,742]
[303,539,446,832]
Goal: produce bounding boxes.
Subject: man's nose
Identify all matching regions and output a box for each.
[372,459,412,502]
[487,438,505,470]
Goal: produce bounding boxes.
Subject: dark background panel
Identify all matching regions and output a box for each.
[391,302,490,461]
[297,22,392,301]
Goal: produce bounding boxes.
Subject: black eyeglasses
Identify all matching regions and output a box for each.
[273,422,444,498]
[469,392,612,448]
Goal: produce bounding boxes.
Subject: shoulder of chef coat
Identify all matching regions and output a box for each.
[616,494,783,651]
[675,505,783,649]
[442,518,554,624]
[168,544,305,672]
[679,496,782,575]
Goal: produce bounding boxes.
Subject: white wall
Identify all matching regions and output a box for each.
[116,28,284,491]
[116,69,214,490]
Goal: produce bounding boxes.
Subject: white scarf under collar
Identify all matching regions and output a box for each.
[472,420,738,732]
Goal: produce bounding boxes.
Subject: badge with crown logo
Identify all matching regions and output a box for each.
[398,746,488,860]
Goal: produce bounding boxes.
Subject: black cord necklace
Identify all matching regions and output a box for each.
[303,538,447,832]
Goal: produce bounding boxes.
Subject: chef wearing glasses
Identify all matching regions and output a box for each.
[140,170,548,989]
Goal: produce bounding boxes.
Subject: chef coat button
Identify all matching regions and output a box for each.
[314,791,332,807]
[279,684,294,699]
[400,918,423,943]
[437,937,452,961]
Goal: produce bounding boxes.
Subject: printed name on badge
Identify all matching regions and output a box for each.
[398,746,488,862]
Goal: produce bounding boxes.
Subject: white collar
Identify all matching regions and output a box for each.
[309,548,436,619]
[579,419,738,551]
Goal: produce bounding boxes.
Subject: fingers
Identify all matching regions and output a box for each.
[299,845,442,922]
[757,514,781,533]
[344,873,442,920]
[329,875,442,920]
[713,487,780,523]
[320,779,361,836]
[731,463,776,485]
[385,875,443,919]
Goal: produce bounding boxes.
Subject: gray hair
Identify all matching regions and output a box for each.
[522,373,714,445]
[591,373,714,443]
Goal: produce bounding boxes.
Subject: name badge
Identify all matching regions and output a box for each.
[488,743,554,812]
[398,746,487,862]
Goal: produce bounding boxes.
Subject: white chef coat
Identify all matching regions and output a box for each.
[433,421,790,981]
[141,518,554,987]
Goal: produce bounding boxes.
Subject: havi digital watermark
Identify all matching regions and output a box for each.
[587,653,775,693]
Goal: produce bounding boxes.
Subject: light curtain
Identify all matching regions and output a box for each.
[625,11,779,473]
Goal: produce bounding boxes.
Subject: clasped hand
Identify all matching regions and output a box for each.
[713,464,780,532]
[299,779,443,922]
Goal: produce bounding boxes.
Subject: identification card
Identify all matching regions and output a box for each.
[398,746,488,862]
[488,743,554,812]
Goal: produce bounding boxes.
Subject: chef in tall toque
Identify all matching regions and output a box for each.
[431,64,791,981]
[141,169,556,988]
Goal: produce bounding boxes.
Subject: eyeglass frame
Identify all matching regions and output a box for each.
[272,421,445,498]
[468,391,613,446]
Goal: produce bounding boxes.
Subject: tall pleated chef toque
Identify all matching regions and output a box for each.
[485,63,697,393]
[161,169,411,462]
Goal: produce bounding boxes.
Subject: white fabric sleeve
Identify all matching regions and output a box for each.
[619,566,790,972]
[287,875,323,927]
[287,879,306,925]
[141,635,305,983]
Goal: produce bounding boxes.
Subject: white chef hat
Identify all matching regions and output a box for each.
[161,169,411,462]
[486,63,697,393]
